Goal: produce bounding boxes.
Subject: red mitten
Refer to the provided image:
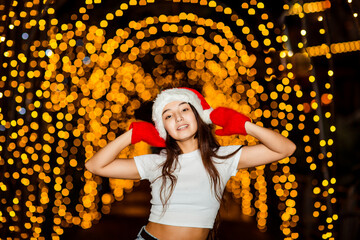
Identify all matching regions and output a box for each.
[129,122,166,147]
[210,107,251,136]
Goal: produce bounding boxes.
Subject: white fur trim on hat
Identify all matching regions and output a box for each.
[152,88,213,140]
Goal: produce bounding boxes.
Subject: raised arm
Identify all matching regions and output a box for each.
[238,122,296,169]
[85,121,166,179]
[84,129,141,179]
[210,107,296,169]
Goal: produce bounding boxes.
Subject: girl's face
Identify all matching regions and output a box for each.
[162,101,198,142]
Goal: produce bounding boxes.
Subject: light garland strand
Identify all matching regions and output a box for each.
[281,0,338,239]
[346,0,360,36]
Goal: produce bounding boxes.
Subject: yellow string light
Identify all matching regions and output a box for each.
[281,1,338,239]
[347,0,360,32]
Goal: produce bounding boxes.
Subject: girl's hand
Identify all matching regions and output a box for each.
[129,121,166,147]
[210,107,251,136]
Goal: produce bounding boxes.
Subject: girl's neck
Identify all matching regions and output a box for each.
[176,138,199,154]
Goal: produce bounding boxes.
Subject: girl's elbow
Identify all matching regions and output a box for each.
[84,162,91,172]
[286,142,296,157]
[84,161,95,173]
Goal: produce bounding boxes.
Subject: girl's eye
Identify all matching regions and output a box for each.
[182,108,189,112]
[165,115,172,120]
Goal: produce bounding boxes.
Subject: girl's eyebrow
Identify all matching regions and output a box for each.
[162,102,188,115]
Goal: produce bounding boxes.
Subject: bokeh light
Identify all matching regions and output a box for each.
[0,0,347,239]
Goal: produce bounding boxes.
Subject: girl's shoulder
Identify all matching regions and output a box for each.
[134,150,167,163]
[159,149,167,157]
[216,145,242,154]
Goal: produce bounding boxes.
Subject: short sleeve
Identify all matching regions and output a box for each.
[215,145,243,177]
[133,154,164,180]
[229,146,243,176]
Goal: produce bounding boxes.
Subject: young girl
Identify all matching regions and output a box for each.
[85,87,296,240]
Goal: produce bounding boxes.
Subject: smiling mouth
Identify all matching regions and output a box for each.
[177,124,188,130]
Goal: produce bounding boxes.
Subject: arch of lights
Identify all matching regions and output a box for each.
[0,0,342,239]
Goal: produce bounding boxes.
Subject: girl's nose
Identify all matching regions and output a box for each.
[175,113,183,122]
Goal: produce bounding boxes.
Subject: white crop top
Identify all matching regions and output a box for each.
[133,145,242,229]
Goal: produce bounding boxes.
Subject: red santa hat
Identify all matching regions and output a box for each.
[152,87,213,139]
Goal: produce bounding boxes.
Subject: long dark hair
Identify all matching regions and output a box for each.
[157,104,241,208]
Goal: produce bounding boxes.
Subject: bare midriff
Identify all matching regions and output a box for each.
[145,222,210,240]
